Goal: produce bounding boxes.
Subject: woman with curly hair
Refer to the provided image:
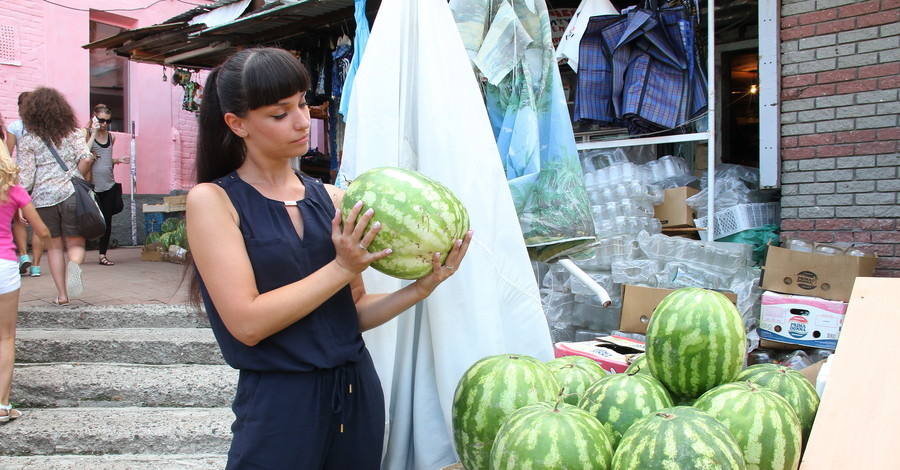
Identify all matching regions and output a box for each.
[17,87,93,305]
[0,133,50,421]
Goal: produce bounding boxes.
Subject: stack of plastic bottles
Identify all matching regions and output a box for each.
[539,148,763,344]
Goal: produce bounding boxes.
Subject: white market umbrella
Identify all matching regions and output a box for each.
[338,0,554,467]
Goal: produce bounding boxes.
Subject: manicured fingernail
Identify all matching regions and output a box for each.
[373,221,381,229]
[385,248,393,254]
[335,209,341,217]
[354,201,363,209]
[365,208,374,216]
[456,239,462,247]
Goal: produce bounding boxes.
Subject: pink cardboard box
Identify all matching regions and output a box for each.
[553,336,645,374]
[758,291,848,349]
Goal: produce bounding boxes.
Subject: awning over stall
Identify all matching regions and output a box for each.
[83,0,365,69]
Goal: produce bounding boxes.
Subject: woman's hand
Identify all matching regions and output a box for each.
[332,200,392,274]
[413,229,474,297]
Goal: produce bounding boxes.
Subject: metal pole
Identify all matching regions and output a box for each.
[130,120,137,246]
[706,0,717,240]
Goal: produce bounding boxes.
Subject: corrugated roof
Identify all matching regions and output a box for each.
[83,0,363,69]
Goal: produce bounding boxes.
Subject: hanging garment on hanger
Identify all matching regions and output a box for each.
[574,13,628,125]
[339,0,371,120]
[331,42,353,100]
[555,0,618,71]
[452,0,596,262]
[338,0,554,467]
[575,0,706,134]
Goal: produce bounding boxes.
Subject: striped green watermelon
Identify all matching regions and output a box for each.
[490,400,614,470]
[645,288,746,399]
[694,381,803,470]
[735,363,820,444]
[578,371,674,449]
[624,354,649,375]
[341,167,469,279]
[452,354,559,470]
[611,406,746,470]
[546,355,607,406]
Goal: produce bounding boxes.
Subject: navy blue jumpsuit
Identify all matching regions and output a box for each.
[199,171,385,469]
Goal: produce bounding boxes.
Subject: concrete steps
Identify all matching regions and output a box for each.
[0,454,229,470]
[18,305,209,329]
[12,363,236,408]
[15,328,224,365]
[3,305,232,465]
[1,408,233,455]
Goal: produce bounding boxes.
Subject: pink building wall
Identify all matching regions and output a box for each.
[1,0,213,194]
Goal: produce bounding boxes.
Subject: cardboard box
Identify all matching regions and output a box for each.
[758,291,848,349]
[619,285,738,334]
[800,278,899,469]
[653,186,700,227]
[142,203,169,213]
[760,245,877,302]
[554,336,645,374]
[140,243,164,262]
[163,195,187,212]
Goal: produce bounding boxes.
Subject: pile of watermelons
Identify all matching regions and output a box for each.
[146,217,188,252]
[451,287,820,470]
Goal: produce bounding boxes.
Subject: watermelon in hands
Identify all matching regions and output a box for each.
[340,167,469,279]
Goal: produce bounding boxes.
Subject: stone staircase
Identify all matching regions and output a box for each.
[2,304,235,469]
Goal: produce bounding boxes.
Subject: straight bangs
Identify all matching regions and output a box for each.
[242,49,311,111]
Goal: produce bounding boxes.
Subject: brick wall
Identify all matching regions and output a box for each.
[780,0,899,277]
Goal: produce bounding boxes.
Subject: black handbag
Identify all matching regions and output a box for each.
[42,138,107,240]
[110,182,125,215]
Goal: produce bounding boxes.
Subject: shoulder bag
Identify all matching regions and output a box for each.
[42,138,106,240]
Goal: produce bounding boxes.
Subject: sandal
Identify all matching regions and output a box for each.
[99,255,115,266]
[0,403,23,423]
[53,297,70,306]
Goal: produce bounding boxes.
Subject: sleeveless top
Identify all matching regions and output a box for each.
[199,171,366,371]
[90,133,116,192]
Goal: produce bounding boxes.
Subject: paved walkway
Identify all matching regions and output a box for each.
[18,247,189,307]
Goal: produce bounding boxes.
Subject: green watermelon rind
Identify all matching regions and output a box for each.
[611,406,746,470]
[340,167,470,280]
[451,354,559,470]
[545,355,608,406]
[645,287,747,399]
[578,372,674,449]
[735,363,820,443]
[490,401,614,470]
[694,381,803,470]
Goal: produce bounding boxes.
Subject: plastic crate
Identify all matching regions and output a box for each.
[144,212,165,236]
[695,202,779,240]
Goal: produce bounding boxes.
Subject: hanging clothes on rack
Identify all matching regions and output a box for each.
[555,0,619,71]
[575,0,707,135]
[338,0,372,122]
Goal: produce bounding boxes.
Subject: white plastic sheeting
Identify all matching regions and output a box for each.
[338,0,554,467]
[555,0,619,70]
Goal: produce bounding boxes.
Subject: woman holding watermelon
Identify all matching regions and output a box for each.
[186,47,472,469]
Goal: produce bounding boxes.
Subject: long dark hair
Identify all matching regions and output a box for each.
[196,47,311,183]
[189,47,311,307]
[20,87,79,146]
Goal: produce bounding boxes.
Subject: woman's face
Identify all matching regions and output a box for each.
[95,112,112,131]
[232,92,311,161]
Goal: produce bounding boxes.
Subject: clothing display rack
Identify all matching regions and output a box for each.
[562,0,718,300]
